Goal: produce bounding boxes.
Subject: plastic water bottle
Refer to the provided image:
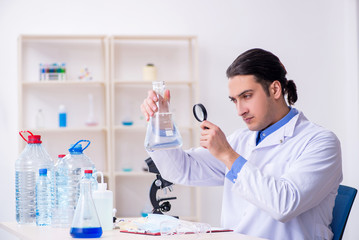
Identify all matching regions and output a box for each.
[93,172,113,231]
[15,131,54,224]
[81,169,98,193]
[36,168,51,226]
[52,154,72,228]
[70,170,102,238]
[64,140,96,222]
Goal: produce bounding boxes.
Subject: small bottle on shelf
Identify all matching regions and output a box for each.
[58,105,67,128]
[143,63,157,82]
[35,108,45,129]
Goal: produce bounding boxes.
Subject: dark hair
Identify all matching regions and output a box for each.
[226,48,297,105]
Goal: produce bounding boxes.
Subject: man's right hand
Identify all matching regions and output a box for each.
[140,89,171,121]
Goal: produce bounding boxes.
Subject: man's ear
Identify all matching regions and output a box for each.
[270,80,282,99]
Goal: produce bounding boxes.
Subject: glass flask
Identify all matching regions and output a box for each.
[70,170,102,238]
[144,81,183,151]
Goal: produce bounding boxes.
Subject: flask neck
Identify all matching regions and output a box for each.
[152,81,170,113]
[152,81,165,95]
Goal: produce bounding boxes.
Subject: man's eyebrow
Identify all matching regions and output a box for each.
[229,89,253,99]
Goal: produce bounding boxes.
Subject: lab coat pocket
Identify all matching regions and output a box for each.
[315,223,333,240]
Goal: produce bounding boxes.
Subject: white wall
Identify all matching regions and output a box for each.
[0,0,358,239]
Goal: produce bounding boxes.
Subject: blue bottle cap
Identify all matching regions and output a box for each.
[69,144,83,154]
[39,168,47,176]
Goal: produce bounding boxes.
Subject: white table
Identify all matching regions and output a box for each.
[0,222,267,240]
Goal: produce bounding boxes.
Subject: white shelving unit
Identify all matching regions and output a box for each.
[18,34,199,220]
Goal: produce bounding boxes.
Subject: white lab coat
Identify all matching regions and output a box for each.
[148,111,343,240]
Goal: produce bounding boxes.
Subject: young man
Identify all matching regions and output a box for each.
[140,48,342,240]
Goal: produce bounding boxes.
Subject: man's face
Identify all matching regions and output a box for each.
[228,75,277,131]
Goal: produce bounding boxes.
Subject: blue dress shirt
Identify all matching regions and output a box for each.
[226,107,299,183]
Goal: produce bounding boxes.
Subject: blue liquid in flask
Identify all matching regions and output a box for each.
[70,227,103,238]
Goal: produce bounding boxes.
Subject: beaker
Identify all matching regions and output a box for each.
[70,170,102,238]
[144,81,183,151]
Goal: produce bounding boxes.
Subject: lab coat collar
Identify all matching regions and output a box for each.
[248,110,303,149]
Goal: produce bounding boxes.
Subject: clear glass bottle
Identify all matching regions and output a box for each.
[144,81,183,151]
[70,170,102,238]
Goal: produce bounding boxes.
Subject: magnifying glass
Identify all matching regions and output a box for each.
[193,103,209,129]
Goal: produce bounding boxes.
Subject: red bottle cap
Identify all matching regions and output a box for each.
[84,170,93,174]
[28,135,42,144]
[58,154,66,158]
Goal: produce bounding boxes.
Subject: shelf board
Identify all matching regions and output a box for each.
[114,125,193,131]
[113,35,196,41]
[21,34,108,40]
[115,171,154,177]
[28,126,108,133]
[22,81,105,87]
[113,81,194,87]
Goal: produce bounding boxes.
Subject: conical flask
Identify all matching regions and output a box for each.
[144,81,183,151]
[70,170,102,238]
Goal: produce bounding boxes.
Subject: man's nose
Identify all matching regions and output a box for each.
[237,102,247,117]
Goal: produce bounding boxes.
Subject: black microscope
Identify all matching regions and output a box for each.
[144,157,177,216]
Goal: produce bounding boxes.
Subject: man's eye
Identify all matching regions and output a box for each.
[243,94,251,99]
[230,98,237,103]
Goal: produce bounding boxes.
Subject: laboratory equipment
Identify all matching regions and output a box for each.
[193,103,209,129]
[15,131,54,224]
[59,105,67,127]
[121,101,134,126]
[52,154,72,228]
[78,67,93,81]
[39,63,66,81]
[63,140,96,222]
[92,172,113,231]
[144,81,183,151]
[85,94,98,126]
[145,157,177,215]
[36,168,51,226]
[143,63,157,81]
[35,108,45,129]
[193,103,207,122]
[70,170,102,238]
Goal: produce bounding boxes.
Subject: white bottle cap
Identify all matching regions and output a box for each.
[59,104,66,113]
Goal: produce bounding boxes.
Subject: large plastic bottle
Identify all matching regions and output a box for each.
[93,172,113,231]
[52,154,72,228]
[70,170,102,238]
[36,168,51,226]
[64,140,96,222]
[144,81,183,151]
[15,131,54,224]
